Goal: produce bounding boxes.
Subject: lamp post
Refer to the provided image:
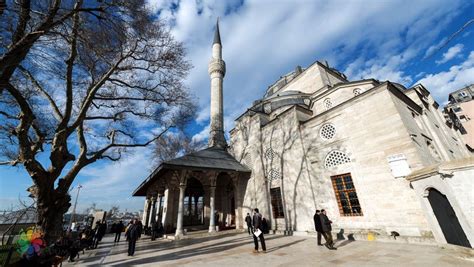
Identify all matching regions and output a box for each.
[69,185,82,230]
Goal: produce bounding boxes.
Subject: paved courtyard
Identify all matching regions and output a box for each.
[64,232,474,266]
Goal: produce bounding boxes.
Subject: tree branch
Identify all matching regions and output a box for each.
[18,65,63,120]
[59,0,82,130]
[86,125,172,163]
[12,0,31,44]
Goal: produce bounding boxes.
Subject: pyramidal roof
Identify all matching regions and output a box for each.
[163,147,249,172]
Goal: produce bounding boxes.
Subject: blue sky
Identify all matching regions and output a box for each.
[1,0,473,213]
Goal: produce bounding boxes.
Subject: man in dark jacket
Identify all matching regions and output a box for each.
[92,221,107,249]
[114,221,124,242]
[245,213,252,235]
[252,208,266,253]
[320,209,336,250]
[126,219,140,256]
[313,209,324,246]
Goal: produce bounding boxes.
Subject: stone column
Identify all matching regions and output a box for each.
[149,195,157,226]
[232,174,242,229]
[209,185,216,233]
[143,197,152,227]
[187,194,192,216]
[156,194,163,223]
[194,195,198,217]
[175,184,186,237]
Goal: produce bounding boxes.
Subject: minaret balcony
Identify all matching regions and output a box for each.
[208,58,226,76]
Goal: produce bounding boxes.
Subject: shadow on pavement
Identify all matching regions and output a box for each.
[105,235,288,266]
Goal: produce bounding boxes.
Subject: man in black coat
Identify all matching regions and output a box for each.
[92,221,107,249]
[320,209,336,250]
[126,219,140,256]
[313,209,324,246]
[252,208,266,253]
[115,221,124,242]
[245,213,252,235]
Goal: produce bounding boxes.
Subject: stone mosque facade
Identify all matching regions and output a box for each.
[134,23,473,248]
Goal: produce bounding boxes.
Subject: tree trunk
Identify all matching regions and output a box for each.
[36,185,71,245]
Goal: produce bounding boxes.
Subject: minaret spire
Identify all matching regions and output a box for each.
[213,18,221,45]
[208,19,227,148]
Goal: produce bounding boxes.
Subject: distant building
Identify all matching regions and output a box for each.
[443,84,474,151]
[0,207,37,243]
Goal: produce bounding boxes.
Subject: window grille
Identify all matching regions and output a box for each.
[320,123,336,140]
[265,147,277,160]
[268,169,281,181]
[331,173,363,216]
[325,150,351,168]
[324,98,332,110]
[270,187,285,218]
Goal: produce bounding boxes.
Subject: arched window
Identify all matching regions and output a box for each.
[320,123,336,140]
[353,88,362,96]
[324,98,332,110]
[325,150,351,168]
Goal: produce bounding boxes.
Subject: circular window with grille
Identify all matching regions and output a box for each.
[320,123,336,140]
[324,150,351,168]
[353,88,362,96]
[324,98,332,110]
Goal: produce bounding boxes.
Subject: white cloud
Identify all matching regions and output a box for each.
[147,0,464,124]
[416,51,474,102]
[191,125,209,143]
[436,44,464,65]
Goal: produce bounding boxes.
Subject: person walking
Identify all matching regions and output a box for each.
[151,221,158,241]
[93,220,107,248]
[320,209,336,250]
[245,213,252,235]
[313,209,324,246]
[125,219,140,256]
[137,220,143,239]
[114,220,124,242]
[252,208,266,253]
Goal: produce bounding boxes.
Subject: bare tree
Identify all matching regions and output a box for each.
[153,133,204,167]
[84,202,97,215]
[0,0,195,243]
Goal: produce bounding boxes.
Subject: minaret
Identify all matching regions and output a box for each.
[208,20,227,148]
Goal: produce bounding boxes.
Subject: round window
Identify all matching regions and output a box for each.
[320,123,336,140]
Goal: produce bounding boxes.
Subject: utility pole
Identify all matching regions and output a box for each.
[69,185,82,230]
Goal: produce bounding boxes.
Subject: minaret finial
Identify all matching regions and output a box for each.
[213,18,221,45]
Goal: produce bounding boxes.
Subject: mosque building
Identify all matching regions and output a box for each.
[133,22,473,248]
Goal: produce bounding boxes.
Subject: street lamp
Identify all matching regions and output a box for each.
[69,185,82,230]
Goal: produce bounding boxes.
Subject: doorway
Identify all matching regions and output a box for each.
[184,177,204,227]
[428,188,471,248]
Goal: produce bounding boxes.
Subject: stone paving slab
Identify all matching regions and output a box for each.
[64,233,474,266]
